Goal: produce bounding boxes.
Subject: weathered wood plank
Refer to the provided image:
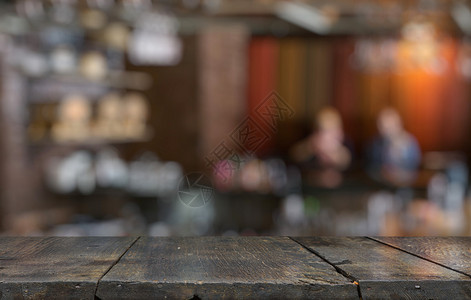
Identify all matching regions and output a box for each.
[373,237,471,277]
[294,237,471,299]
[0,237,136,300]
[97,236,358,299]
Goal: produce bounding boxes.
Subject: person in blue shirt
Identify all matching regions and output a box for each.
[368,107,421,187]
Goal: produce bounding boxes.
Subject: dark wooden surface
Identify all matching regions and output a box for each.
[374,237,471,277]
[0,237,137,300]
[294,237,471,299]
[1,237,471,299]
[96,236,357,299]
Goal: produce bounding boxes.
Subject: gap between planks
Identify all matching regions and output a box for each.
[289,237,363,299]
[366,236,471,280]
[94,236,141,300]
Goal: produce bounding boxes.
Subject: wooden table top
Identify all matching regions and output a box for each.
[0,237,470,299]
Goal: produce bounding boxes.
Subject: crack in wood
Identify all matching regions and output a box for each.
[93,236,141,299]
[289,237,363,299]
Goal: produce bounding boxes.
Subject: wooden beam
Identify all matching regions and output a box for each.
[96,236,358,299]
[294,237,471,299]
[0,237,137,299]
[373,237,471,277]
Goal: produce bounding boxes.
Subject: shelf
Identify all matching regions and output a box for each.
[28,131,153,148]
[26,70,153,102]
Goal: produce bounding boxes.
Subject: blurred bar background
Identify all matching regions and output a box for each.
[0,0,470,236]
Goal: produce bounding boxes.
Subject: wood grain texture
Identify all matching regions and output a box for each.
[374,237,471,277]
[96,236,357,299]
[294,237,471,300]
[0,237,136,300]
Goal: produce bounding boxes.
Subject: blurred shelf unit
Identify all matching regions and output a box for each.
[28,133,153,148]
[26,71,153,101]
[26,91,153,145]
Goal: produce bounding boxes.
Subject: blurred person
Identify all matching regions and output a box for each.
[368,107,421,186]
[290,107,351,188]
